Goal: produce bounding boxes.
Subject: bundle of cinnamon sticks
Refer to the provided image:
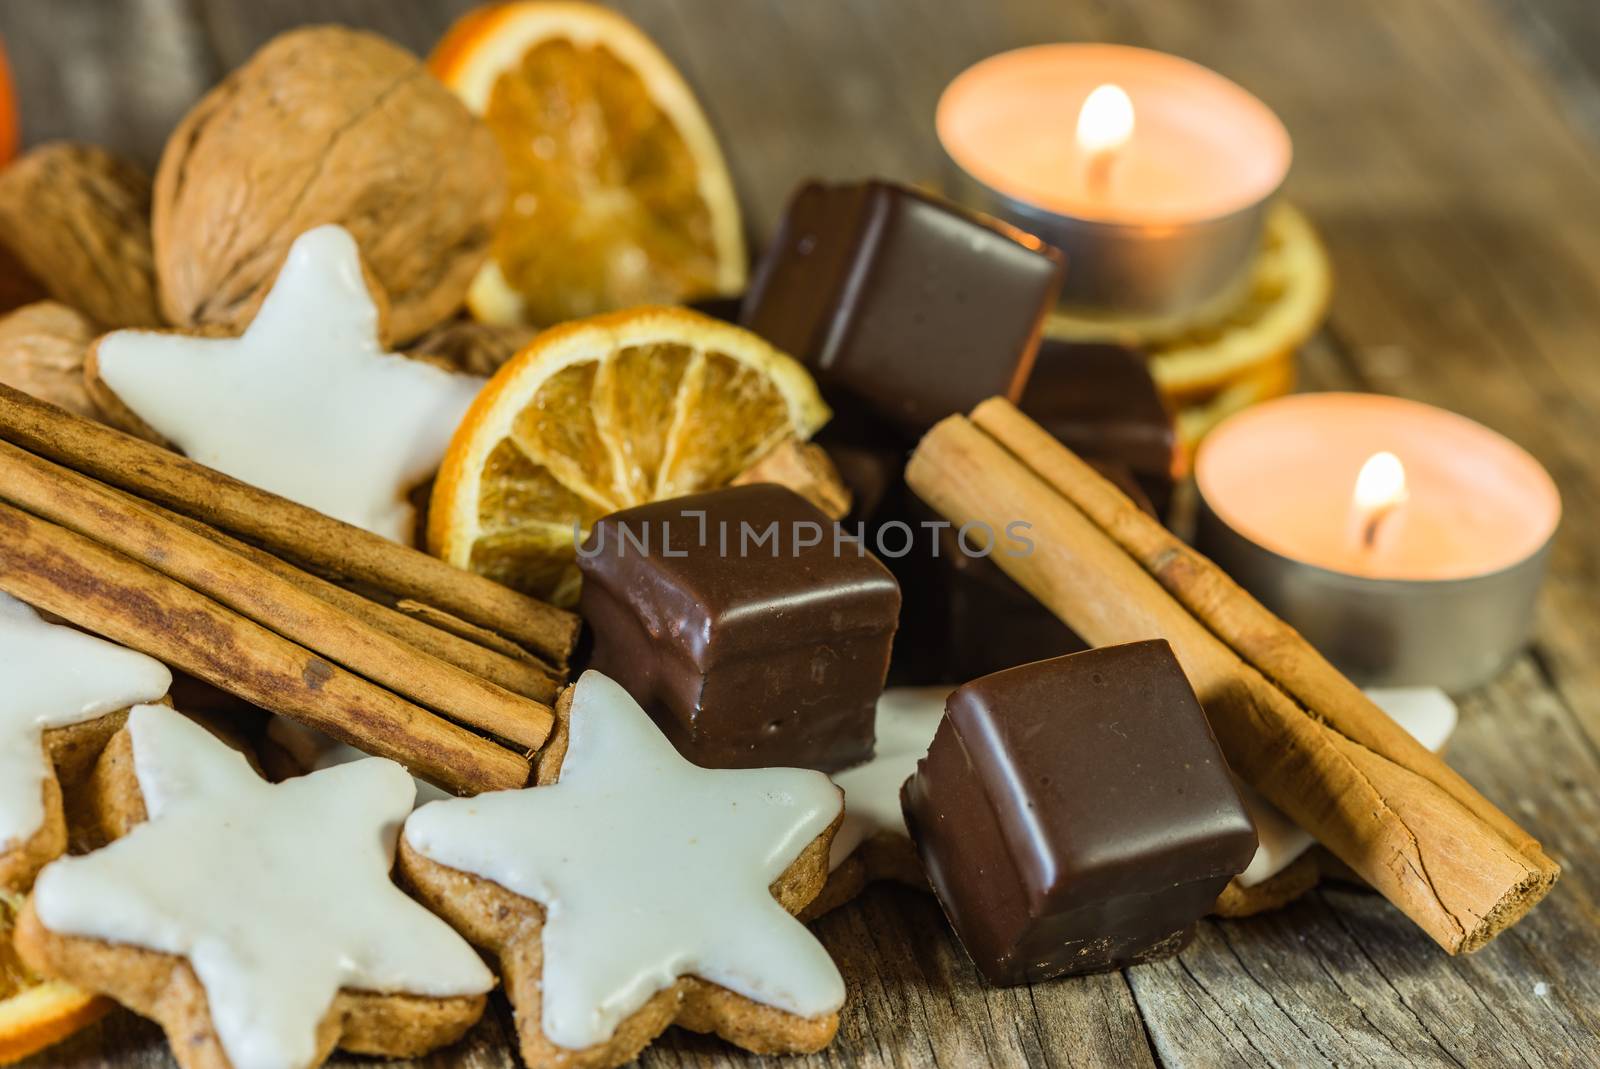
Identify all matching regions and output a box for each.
[908,398,1557,954]
[0,382,580,795]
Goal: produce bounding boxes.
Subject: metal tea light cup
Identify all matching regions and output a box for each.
[935,43,1292,323]
[943,164,1272,321]
[1195,490,1555,691]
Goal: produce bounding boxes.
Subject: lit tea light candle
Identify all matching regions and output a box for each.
[1194,393,1561,689]
[937,44,1291,321]
[1076,83,1134,198]
[1350,450,1408,554]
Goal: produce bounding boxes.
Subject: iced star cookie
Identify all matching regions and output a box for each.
[805,687,947,919]
[87,225,484,543]
[14,704,494,1069]
[0,593,171,892]
[399,671,846,1069]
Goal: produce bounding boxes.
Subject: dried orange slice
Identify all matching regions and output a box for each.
[0,892,109,1065]
[430,307,828,605]
[432,2,746,327]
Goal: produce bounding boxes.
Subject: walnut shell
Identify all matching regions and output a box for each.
[153,26,504,343]
[406,317,534,377]
[0,144,164,329]
[0,302,99,419]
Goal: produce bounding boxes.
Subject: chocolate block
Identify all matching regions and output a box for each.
[902,641,1256,984]
[880,464,1152,686]
[742,180,1064,436]
[578,484,900,772]
[932,462,1157,682]
[1021,340,1176,516]
[814,395,908,526]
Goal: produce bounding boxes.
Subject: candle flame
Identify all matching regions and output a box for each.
[1354,451,1408,513]
[1352,451,1408,550]
[1076,83,1135,155]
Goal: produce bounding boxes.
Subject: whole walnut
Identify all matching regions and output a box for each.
[406,317,535,377]
[153,26,504,343]
[0,302,98,418]
[0,144,163,329]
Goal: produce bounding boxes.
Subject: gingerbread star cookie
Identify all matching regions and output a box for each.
[0,592,171,892]
[14,704,494,1069]
[804,686,947,918]
[89,225,484,542]
[400,671,846,1069]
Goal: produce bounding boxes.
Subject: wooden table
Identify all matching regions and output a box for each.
[5,1,1599,1066]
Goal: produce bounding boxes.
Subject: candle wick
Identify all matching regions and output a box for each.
[1085,149,1116,198]
[1362,512,1384,551]
[1361,503,1400,551]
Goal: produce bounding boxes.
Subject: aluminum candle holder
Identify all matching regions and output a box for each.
[1195,499,1554,690]
[936,44,1292,322]
[1193,393,1561,691]
[942,167,1270,322]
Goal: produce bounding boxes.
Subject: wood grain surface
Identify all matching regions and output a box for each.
[4,1,1599,1066]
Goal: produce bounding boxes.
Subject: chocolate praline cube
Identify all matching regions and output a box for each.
[902,641,1256,985]
[741,180,1064,437]
[1021,339,1177,516]
[578,484,900,772]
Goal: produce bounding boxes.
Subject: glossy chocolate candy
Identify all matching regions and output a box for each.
[741,180,1064,436]
[578,484,901,772]
[1021,339,1176,516]
[902,641,1256,985]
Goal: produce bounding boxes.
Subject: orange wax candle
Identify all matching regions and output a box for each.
[1197,394,1558,581]
[937,44,1292,320]
[939,44,1289,226]
[1194,393,1560,688]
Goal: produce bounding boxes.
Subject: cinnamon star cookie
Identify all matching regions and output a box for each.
[805,686,946,918]
[89,225,483,542]
[15,704,494,1069]
[0,592,170,892]
[400,671,846,1069]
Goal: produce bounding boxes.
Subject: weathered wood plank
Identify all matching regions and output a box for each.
[0,0,216,168]
[1481,0,1600,152]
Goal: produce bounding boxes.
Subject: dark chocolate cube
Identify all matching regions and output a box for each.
[578,484,900,772]
[1021,340,1176,516]
[929,462,1157,683]
[741,180,1064,437]
[902,641,1256,984]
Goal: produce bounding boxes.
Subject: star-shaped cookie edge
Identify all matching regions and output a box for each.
[17,705,493,1069]
[0,594,171,891]
[89,225,484,542]
[398,673,845,1069]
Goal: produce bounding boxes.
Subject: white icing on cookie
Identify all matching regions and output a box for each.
[404,671,845,1051]
[828,686,949,870]
[33,705,493,1069]
[266,716,450,807]
[94,225,483,542]
[1237,686,1458,887]
[0,593,170,853]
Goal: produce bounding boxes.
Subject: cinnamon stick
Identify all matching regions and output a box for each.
[907,410,1556,954]
[0,382,579,666]
[161,507,560,704]
[0,438,555,750]
[970,397,1551,865]
[0,501,529,794]
[387,597,559,673]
